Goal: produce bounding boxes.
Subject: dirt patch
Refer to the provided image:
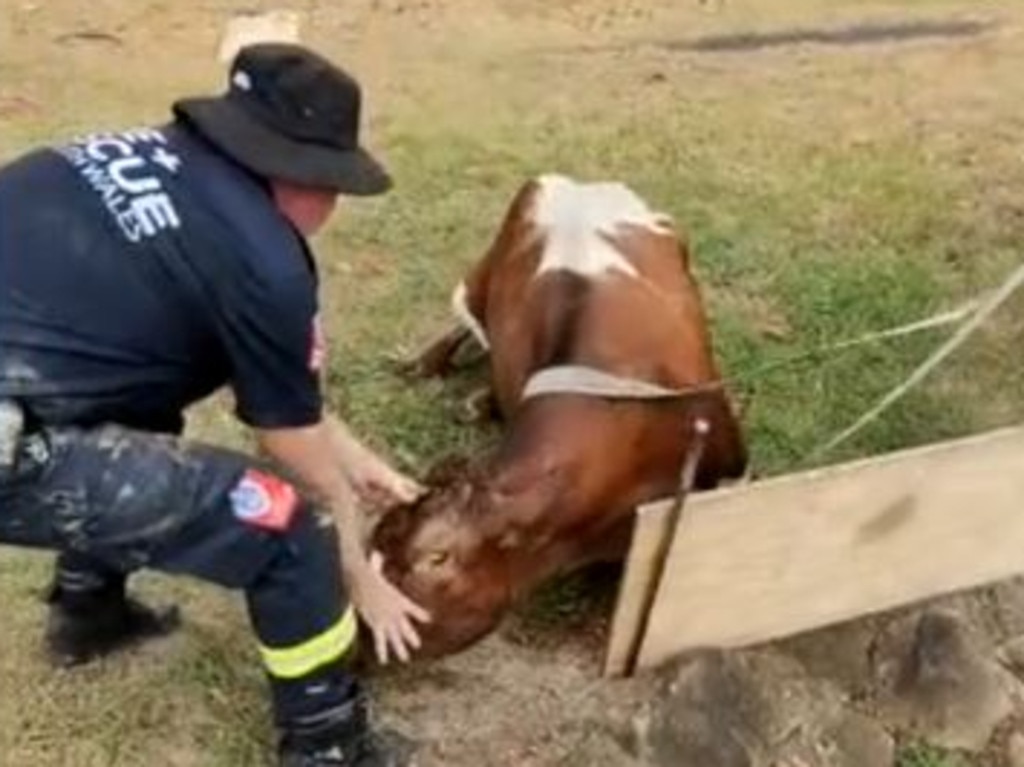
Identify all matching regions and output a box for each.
[375,576,1024,767]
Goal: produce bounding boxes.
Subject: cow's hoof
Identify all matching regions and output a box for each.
[388,351,444,380]
[457,388,497,424]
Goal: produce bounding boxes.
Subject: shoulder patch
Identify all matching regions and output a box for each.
[230,469,299,532]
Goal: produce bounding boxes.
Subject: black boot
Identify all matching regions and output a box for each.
[45,582,181,667]
[278,693,414,767]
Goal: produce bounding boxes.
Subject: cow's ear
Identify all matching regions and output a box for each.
[489,456,563,500]
[425,454,472,486]
[495,528,524,548]
[483,460,564,545]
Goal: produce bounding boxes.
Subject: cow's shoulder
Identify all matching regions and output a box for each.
[525,174,674,279]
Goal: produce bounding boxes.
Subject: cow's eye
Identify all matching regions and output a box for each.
[427,550,450,567]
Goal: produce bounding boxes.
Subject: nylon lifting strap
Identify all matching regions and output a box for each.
[521,365,723,401]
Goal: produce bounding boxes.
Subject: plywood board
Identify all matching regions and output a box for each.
[620,425,1024,671]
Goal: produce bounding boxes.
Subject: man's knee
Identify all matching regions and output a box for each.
[175,508,337,595]
[222,466,342,582]
[271,501,341,584]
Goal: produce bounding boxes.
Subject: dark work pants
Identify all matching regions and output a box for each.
[0,422,359,731]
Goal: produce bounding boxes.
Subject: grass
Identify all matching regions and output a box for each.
[1,0,1023,764]
[324,101,1022,477]
[897,742,969,767]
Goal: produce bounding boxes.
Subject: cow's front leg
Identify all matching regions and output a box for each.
[396,324,474,379]
[458,385,500,424]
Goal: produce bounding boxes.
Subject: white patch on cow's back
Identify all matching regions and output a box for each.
[531,174,673,278]
[451,281,490,349]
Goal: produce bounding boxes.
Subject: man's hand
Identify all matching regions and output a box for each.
[349,452,425,512]
[327,415,426,512]
[347,551,431,664]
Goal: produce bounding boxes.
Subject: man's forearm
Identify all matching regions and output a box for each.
[326,414,376,474]
[255,421,370,574]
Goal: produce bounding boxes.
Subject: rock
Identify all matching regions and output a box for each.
[753,706,894,767]
[986,577,1024,638]
[556,723,639,767]
[635,649,849,767]
[827,712,895,767]
[872,610,1014,751]
[997,635,1024,676]
[635,651,757,767]
[630,592,1024,767]
[780,618,880,695]
[1007,732,1024,767]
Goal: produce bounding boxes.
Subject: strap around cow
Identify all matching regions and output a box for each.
[521,365,723,402]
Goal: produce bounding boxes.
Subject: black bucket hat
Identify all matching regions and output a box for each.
[173,43,391,195]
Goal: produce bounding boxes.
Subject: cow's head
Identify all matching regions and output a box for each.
[370,456,515,658]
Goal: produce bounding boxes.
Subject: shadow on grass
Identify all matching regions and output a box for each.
[681,19,992,53]
[550,18,993,56]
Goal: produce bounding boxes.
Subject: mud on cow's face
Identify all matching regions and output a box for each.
[371,465,513,659]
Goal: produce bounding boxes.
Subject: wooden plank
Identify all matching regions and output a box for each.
[603,503,675,677]
[628,425,1024,671]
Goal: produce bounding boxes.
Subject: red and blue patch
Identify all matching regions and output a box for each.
[229,469,299,532]
[308,314,327,373]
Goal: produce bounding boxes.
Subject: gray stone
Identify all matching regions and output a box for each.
[1007,732,1024,767]
[997,635,1024,676]
[827,712,895,767]
[635,649,850,767]
[780,617,880,696]
[636,651,757,767]
[872,610,1014,751]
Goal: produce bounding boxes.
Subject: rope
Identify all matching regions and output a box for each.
[476,262,1021,471]
[804,261,1024,463]
[738,296,982,382]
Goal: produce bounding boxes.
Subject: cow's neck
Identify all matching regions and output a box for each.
[476,393,705,593]
[475,400,610,593]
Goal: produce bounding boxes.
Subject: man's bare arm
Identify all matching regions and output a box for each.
[254,420,429,663]
[325,414,424,515]
[256,421,368,560]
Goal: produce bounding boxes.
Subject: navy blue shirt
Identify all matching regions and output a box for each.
[0,122,325,433]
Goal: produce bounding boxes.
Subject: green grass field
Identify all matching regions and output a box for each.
[1,0,1023,764]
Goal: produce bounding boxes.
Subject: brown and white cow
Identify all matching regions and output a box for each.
[373,174,748,658]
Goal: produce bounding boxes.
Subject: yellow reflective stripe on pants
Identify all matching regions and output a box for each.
[259,608,357,679]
